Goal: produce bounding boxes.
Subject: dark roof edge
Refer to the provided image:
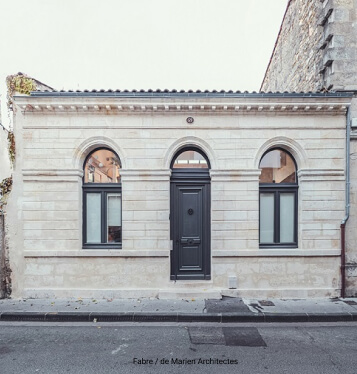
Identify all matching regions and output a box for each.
[27,91,354,99]
[259,0,293,92]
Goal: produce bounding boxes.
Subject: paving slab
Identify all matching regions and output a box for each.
[244,298,357,315]
[0,298,205,314]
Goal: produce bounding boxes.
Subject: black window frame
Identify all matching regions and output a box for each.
[82,148,122,249]
[259,148,298,248]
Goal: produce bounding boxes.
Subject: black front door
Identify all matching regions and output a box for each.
[170,174,211,280]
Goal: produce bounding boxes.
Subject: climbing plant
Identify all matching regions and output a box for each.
[0,176,12,199]
[6,73,37,111]
[4,73,37,166]
[7,131,15,165]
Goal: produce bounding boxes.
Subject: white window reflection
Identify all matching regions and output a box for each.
[86,193,101,243]
[107,194,122,243]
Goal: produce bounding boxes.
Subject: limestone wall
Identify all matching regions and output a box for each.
[7,94,349,299]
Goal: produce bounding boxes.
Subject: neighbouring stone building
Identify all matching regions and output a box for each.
[5,88,352,299]
[261,0,357,296]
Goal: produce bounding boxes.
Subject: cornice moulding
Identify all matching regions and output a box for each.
[14,96,351,115]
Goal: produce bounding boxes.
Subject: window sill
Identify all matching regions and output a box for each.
[212,249,341,257]
[24,250,170,258]
[82,244,122,250]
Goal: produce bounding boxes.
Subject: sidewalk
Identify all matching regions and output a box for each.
[0,297,357,323]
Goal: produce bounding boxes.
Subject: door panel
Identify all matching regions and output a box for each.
[180,245,201,269]
[178,187,203,273]
[170,181,210,280]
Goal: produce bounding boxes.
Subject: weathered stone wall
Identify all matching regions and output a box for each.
[261,0,324,92]
[261,0,357,92]
[320,0,357,91]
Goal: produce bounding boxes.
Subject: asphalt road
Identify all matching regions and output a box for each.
[0,322,357,374]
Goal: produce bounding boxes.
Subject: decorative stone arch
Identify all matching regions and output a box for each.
[164,136,216,170]
[254,136,308,170]
[73,136,127,170]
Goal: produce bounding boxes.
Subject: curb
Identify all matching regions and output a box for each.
[0,311,356,323]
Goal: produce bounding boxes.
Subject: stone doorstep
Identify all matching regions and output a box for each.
[159,289,222,300]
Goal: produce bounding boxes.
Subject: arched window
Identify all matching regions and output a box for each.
[172,149,209,169]
[259,148,298,248]
[83,148,122,248]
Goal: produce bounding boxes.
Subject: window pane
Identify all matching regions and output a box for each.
[260,193,274,243]
[107,194,122,243]
[86,193,101,243]
[280,193,295,243]
[259,149,296,183]
[173,150,208,168]
[84,149,121,183]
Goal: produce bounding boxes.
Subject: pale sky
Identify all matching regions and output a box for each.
[0,0,288,128]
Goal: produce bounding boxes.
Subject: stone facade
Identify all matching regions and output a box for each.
[261,0,324,92]
[261,0,357,93]
[6,91,351,299]
[261,0,357,296]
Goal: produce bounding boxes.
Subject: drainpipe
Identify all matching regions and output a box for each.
[341,105,351,299]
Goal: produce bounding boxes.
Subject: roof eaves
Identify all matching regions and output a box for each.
[28,90,354,99]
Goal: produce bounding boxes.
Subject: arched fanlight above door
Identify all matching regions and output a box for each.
[171,148,210,169]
